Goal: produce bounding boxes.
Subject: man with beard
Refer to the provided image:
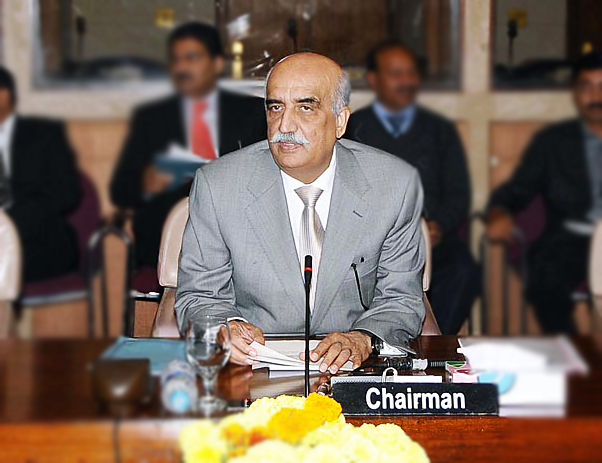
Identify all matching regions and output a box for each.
[344,41,477,334]
[111,22,266,268]
[487,52,602,333]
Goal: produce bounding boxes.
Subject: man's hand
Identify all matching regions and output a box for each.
[426,220,443,247]
[486,208,515,243]
[229,321,264,366]
[301,331,371,374]
[142,165,173,195]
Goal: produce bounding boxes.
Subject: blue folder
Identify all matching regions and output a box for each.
[101,337,187,376]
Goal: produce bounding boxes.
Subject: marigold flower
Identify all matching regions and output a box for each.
[179,395,430,463]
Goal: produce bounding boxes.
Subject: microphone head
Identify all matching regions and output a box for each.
[304,255,312,271]
[303,255,312,286]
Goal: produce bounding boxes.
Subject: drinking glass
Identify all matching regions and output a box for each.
[186,315,231,414]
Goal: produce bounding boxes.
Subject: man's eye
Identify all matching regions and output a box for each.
[268,105,282,112]
[300,105,313,112]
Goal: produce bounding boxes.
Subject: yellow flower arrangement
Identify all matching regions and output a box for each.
[180,393,429,463]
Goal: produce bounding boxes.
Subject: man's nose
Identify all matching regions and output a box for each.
[278,107,298,133]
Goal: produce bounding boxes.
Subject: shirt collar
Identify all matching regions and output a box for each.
[583,122,602,143]
[184,89,219,112]
[280,147,337,193]
[372,101,416,134]
[0,114,16,135]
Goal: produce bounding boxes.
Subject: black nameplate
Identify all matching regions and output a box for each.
[332,382,498,416]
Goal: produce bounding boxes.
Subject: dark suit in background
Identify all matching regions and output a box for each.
[488,120,592,333]
[110,90,267,268]
[7,117,81,282]
[345,105,478,334]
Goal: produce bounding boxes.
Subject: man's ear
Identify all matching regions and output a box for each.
[335,106,351,138]
[214,56,225,76]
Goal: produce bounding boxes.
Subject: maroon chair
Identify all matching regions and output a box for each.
[131,266,161,296]
[20,172,101,314]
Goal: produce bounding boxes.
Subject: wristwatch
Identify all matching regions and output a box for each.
[370,335,383,356]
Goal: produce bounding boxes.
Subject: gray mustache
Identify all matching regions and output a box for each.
[270,132,310,144]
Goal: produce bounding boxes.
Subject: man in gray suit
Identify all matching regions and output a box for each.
[176,53,425,374]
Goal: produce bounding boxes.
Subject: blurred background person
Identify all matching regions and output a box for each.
[0,66,81,283]
[344,41,477,334]
[0,66,82,283]
[110,22,266,269]
[487,52,602,334]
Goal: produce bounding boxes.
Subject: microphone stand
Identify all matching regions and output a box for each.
[303,255,312,397]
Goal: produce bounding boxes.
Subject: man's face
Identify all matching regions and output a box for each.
[574,70,602,125]
[266,56,349,182]
[367,48,420,111]
[169,38,223,98]
[0,89,12,118]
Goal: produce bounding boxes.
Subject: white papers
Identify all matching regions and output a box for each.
[457,343,547,371]
[379,342,410,357]
[458,336,588,374]
[251,339,354,372]
[165,143,210,163]
[455,336,588,414]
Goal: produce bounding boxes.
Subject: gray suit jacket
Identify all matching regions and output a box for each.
[175,139,426,346]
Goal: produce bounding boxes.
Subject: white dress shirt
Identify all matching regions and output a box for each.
[280,148,337,263]
[0,114,16,177]
[182,90,219,158]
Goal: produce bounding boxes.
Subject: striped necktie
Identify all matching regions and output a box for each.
[295,185,324,311]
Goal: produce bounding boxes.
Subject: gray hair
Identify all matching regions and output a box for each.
[265,58,351,116]
[332,70,351,115]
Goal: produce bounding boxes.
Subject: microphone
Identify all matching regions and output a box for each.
[303,255,312,397]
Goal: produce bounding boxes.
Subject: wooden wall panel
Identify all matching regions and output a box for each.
[489,122,546,190]
[67,120,129,215]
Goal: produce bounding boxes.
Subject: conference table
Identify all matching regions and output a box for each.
[0,336,601,462]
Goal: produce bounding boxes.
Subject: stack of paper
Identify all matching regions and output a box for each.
[455,336,588,417]
[251,339,354,372]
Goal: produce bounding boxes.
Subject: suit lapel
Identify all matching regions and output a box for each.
[168,96,186,148]
[569,122,592,204]
[556,121,591,207]
[245,147,305,313]
[9,117,29,181]
[312,142,371,327]
[218,90,244,155]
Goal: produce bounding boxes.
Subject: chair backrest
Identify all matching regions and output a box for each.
[420,219,441,335]
[421,219,432,292]
[508,195,546,267]
[157,198,189,288]
[0,211,21,338]
[151,201,441,337]
[0,211,21,301]
[67,171,101,271]
[589,220,602,317]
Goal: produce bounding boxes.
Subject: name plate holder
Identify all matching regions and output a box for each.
[332,368,499,416]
